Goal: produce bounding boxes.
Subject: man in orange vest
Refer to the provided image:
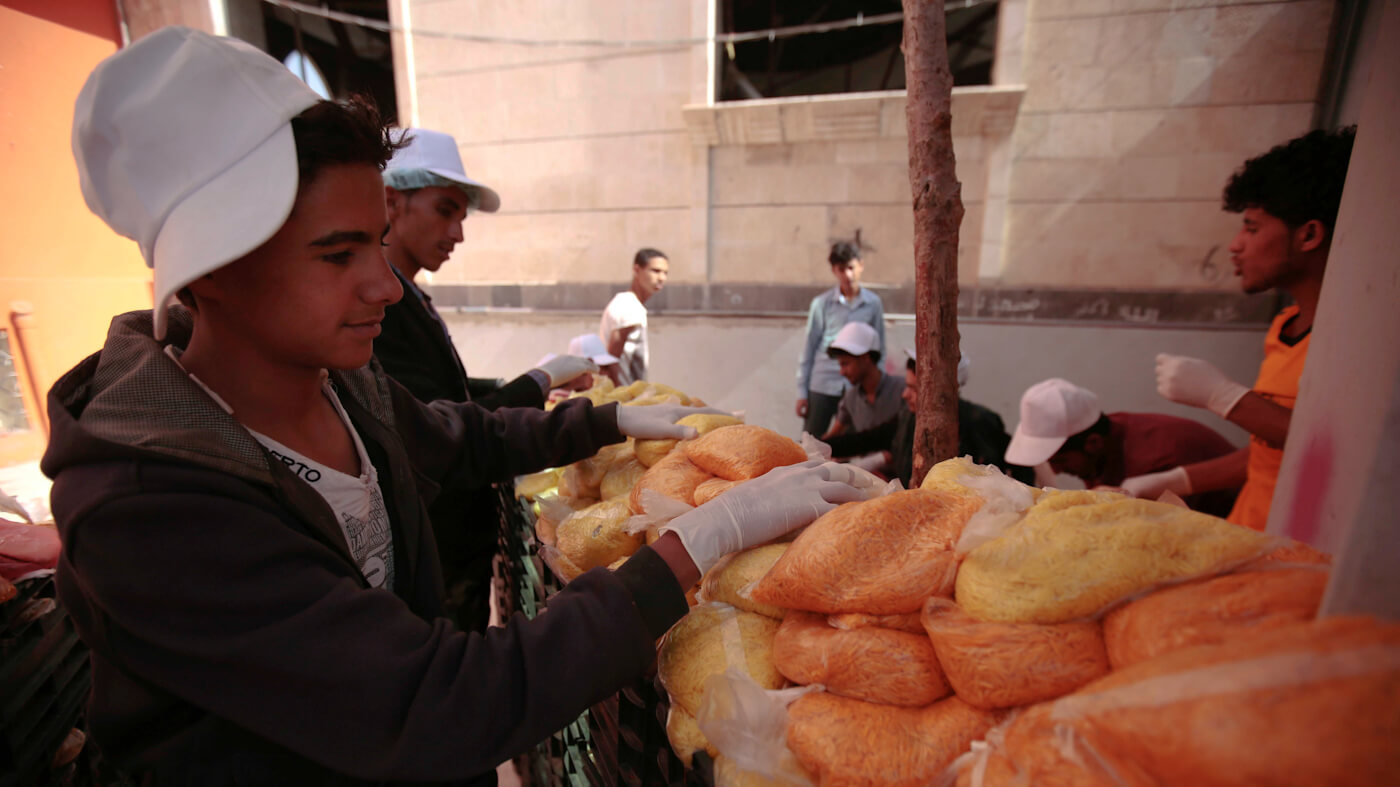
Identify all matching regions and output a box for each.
[1126,128,1355,530]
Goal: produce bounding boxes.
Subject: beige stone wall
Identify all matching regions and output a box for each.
[395,0,708,285]
[1003,0,1335,288]
[393,0,1337,296]
[702,111,990,288]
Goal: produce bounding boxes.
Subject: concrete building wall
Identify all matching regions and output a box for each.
[394,0,1338,314]
[398,1,708,286]
[1004,0,1336,289]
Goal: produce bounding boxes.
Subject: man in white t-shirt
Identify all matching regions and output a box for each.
[599,248,668,385]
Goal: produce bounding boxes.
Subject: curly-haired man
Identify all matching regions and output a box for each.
[1128,128,1356,530]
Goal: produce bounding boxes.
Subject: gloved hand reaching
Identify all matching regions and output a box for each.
[661,460,865,573]
[1119,466,1193,499]
[536,355,599,389]
[1155,354,1251,418]
[615,403,729,440]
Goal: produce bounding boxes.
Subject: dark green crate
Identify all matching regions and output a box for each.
[494,487,713,787]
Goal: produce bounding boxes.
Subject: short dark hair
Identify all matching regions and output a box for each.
[1059,413,1111,454]
[291,95,406,186]
[906,356,916,373]
[179,97,403,311]
[829,241,861,266]
[634,248,667,267]
[827,347,882,364]
[1222,127,1356,234]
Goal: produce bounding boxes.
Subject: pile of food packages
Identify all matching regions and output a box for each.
[517,381,1398,787]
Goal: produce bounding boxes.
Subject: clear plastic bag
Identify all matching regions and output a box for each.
[948,616,1400,787]
[695,667,818,786]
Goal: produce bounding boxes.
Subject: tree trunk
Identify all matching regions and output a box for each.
[902,0,963,485]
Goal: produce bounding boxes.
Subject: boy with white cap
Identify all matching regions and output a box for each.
[796,240,887,438]
[374,129,593,632]
[821,321,904,440]
[376,127,594,410]
[1005,378,1239,516]
[44,28,862,784]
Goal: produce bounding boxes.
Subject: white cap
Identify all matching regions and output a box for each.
[568,333,619,365]
[383,128,500,213]
[902,346,970,388]
[72,27,322,340]
[827,322,880,357]
[1005,378,1103,466]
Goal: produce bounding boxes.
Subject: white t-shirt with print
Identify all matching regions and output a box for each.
[599,291,648,385]
[248,392,395,591]
[165,347,395,590]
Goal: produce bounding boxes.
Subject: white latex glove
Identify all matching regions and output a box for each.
[846,452,890,474]
[1120,466,1193,499]
[536,355,599,388]
[615,403,730,440]
[1155,354,1251,418]
[662,460,866,573]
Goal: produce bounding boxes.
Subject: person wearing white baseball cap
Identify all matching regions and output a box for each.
[1005,378,1240,515]
[824,346,1029,486]
[568,333,623,386]
[374,129,594,633]
[45,27,861,785]
[795,240,887,439]
[375,126,592,412]
[820,321,904,441]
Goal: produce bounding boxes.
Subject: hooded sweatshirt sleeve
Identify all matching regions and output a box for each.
[54,470,687,782]
[385,376,625,487]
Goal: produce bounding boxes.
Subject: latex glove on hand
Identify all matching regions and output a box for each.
[537,355,599,389]
[1155,354,1251,418]
[615,403,730,440]
[1119,466,1193,499]
[662,460,865,573]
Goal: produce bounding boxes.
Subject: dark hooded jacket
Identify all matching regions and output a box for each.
[41,309,688,785]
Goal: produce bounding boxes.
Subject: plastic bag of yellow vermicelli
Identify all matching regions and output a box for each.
[955,496,1276,625]
[659,603,784,717]
[700,544,789,620]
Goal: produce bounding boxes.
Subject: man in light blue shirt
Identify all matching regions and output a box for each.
[796,241,887,437]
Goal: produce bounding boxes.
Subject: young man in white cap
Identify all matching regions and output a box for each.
[374,128,595,632]
[600,247,669,385]
[46,28,861,784]
[821,322,904,441]
[796,240,887,438]
[825,348,1030,485]
[1005,378,1239,516]
[377,127,594,409]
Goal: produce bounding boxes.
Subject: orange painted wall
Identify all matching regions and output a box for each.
[0,1,152,462]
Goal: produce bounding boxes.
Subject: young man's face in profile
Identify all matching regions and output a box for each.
[193,163,402,371]
[385,185,469,273]
[836,352,874,385]
[1228,207,1312,294]
[831,259,863,295]
[633,256,669,297]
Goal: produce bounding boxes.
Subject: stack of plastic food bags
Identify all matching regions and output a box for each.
[654,453,1395,787]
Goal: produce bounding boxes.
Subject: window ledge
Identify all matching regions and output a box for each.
[682,85,1026,146]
